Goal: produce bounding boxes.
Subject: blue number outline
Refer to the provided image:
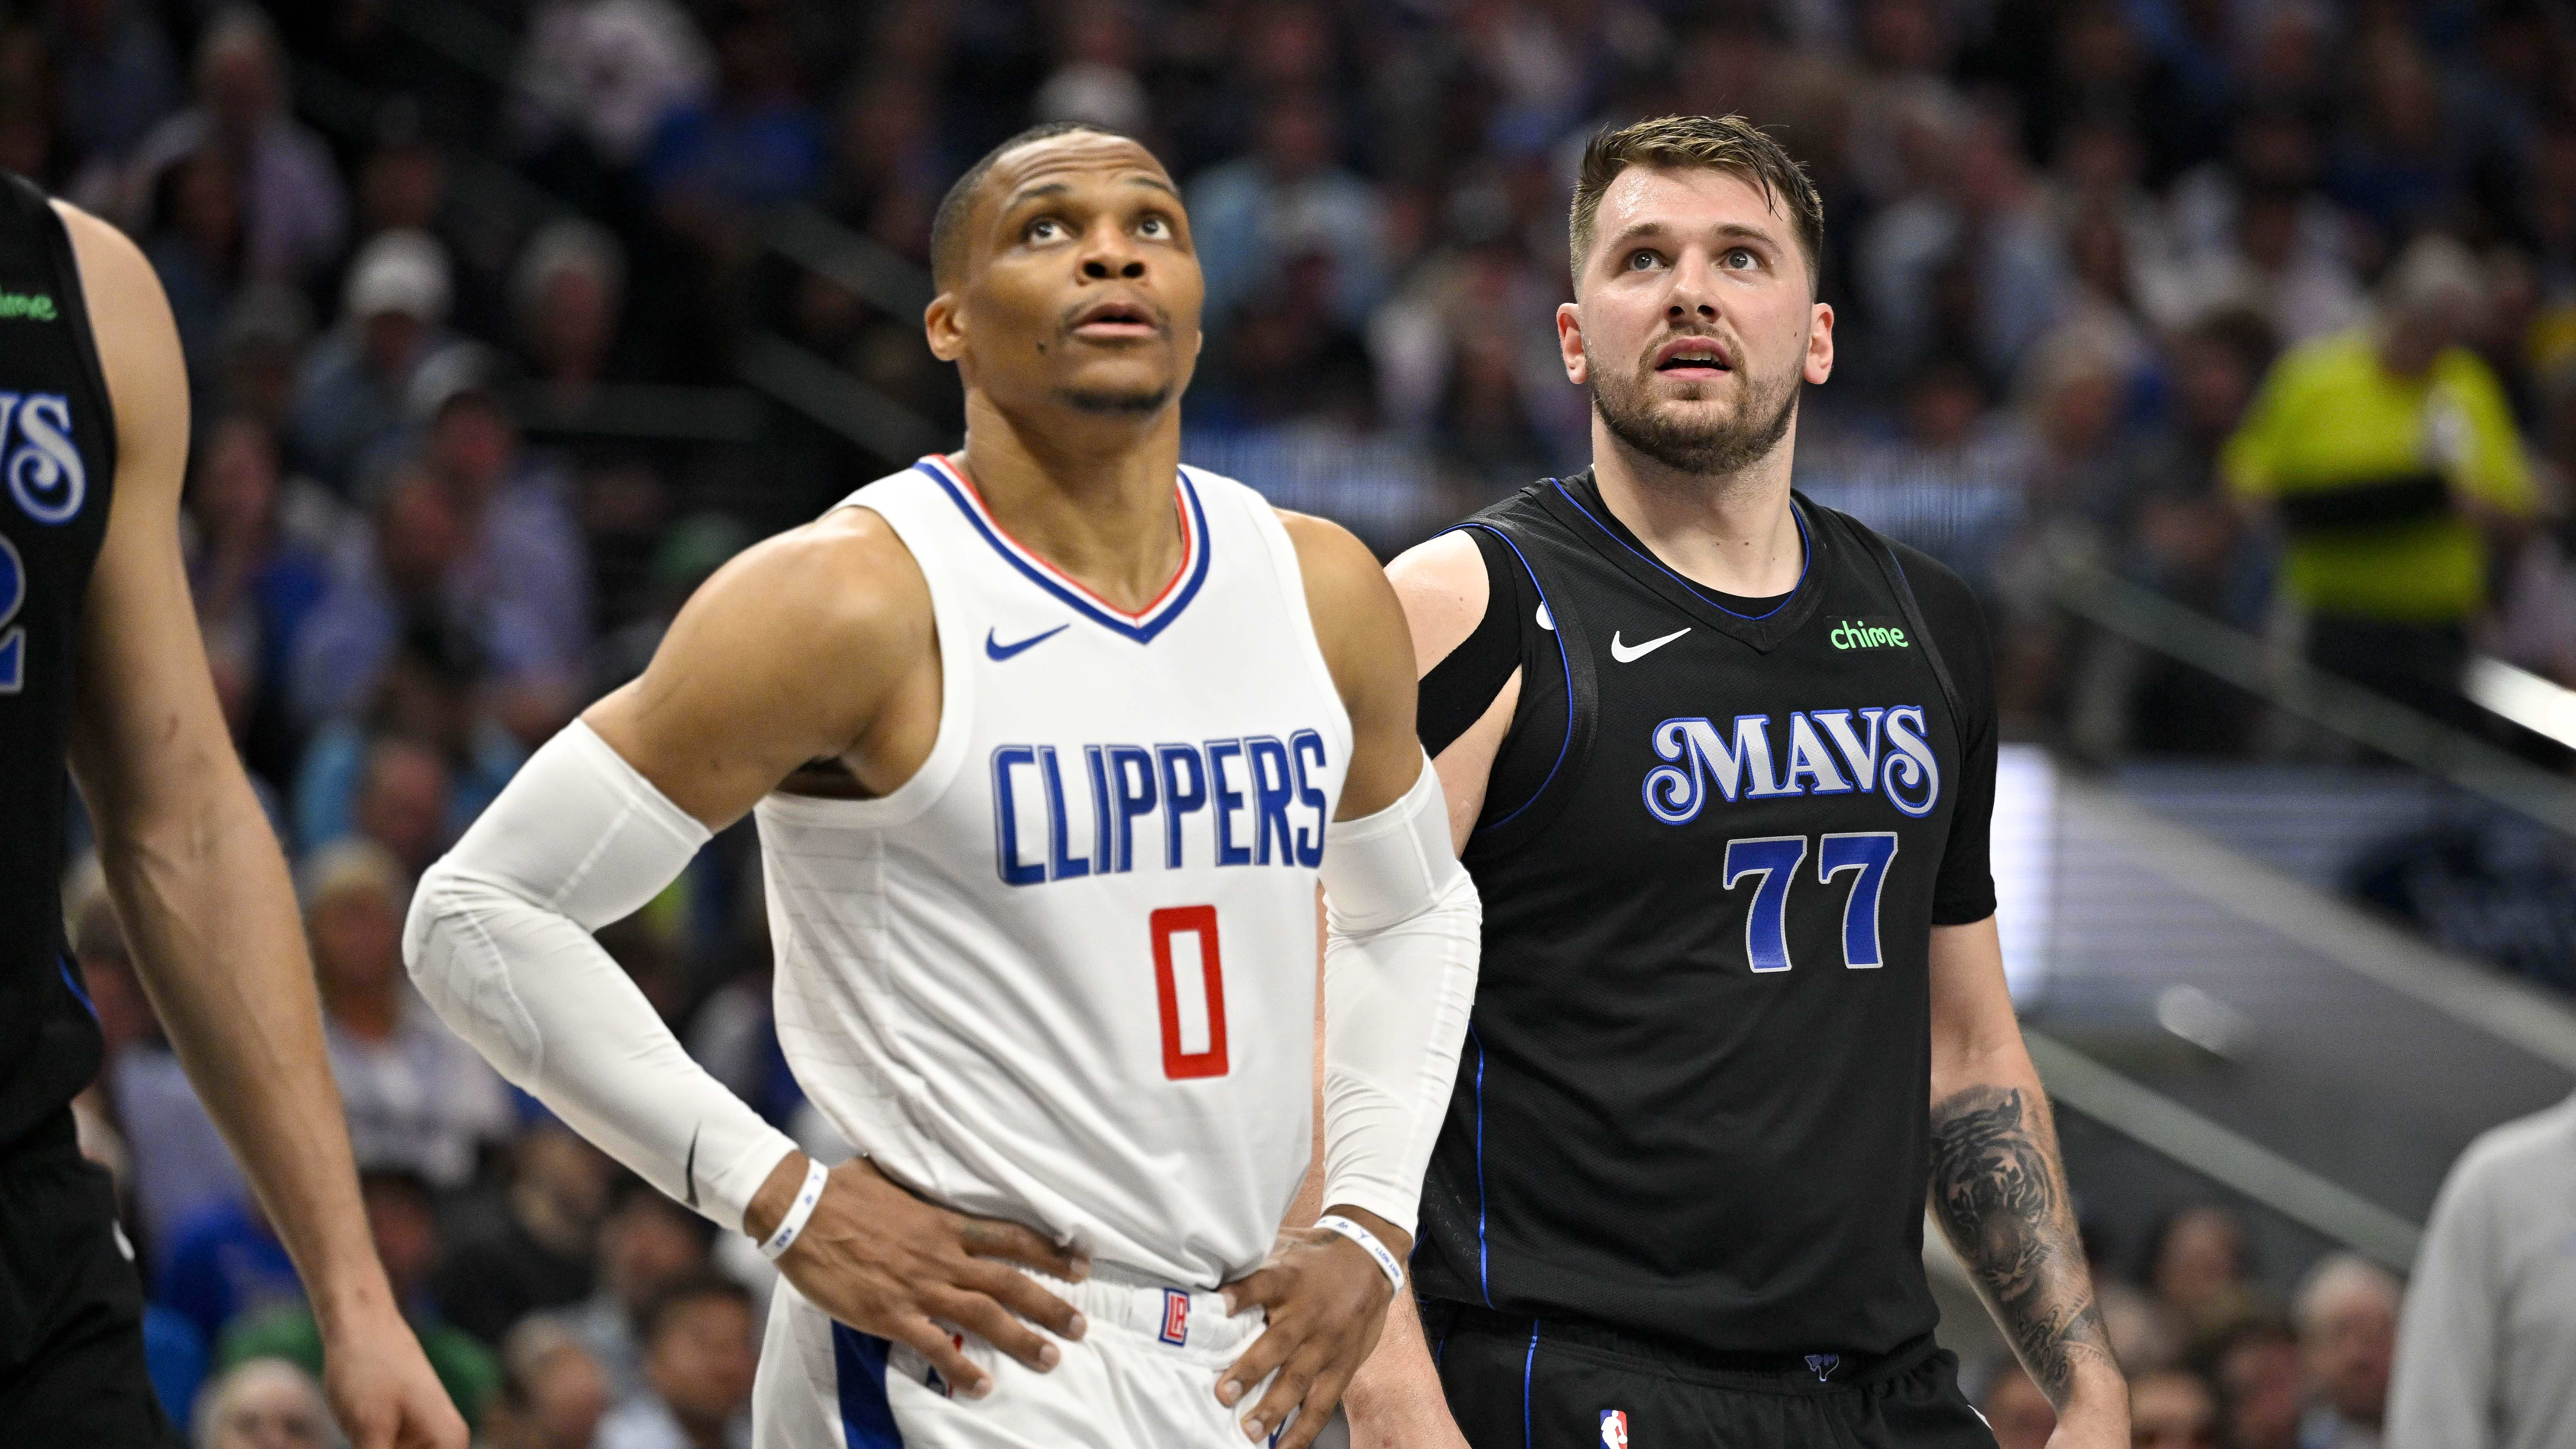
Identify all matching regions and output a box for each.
[0,531,24,693]
[1721,835,1808,973]
[1817,832,1900,969]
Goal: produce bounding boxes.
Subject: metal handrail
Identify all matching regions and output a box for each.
[2024,1029,2423,1271]
[2056,559,2576,839]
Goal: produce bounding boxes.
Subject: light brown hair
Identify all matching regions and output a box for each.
[1568,114,1825,296]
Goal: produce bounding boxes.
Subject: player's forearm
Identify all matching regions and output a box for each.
[93,767,392,1325]
[1925,1047,2120,1411]
[1344,1287,1468,1448]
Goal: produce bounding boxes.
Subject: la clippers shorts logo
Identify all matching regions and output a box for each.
[1159,1287,1191,1347]
[1600,1409,1629,1447]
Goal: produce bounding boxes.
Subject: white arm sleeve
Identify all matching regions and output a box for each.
[1316,755,1480,1236]
[402,720,800,1233]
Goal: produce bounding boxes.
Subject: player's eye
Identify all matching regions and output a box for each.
[1626,249,1663,271]
[1137,214,1171,239]
[1026,217,1066,242]
[1722,247,1759,270]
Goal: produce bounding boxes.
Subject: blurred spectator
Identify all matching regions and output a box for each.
[157,1194,301,1353]
[219,1168,501,1428]
[1189,87,1387,338]
[1974,1356,2057,1449]
[546,1178,716,1412]
[143,142,245,407]
[286,230,456,498]
[301,840,514,1188]
[415,350,593,734]
[508,0,713,173]
[66,865,246,1274]
[1857,105,2068,389]
[2149,108,2365,345]
[185,414,331,793]
[2224,236,2536,726]
[599,1273,757,1449]
[45,0,178,175]
[2199,1306,2307,1449]
[436,1124,616,1346]
[292,627,524,867]
[489,1318,614,1449]
[2387,1090,2576,1449]
[2132,1366,2221,1449]
[2295,1254,2400,1449]
[2142,1202,2252,1339]
[193,1357,333,1449]
[121,8,344,288]
[290,462,474,729]
[645,3,825,264]
[514,219,629,416]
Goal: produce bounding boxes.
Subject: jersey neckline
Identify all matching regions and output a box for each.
[915,454,1213,644]
[1539,472,1832,653]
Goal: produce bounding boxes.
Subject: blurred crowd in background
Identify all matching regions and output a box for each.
[9,0,2576,1444]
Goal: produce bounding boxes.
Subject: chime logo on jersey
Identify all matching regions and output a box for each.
[1642,705,1940,826]
[990,732,1333,886]
[1600,1409,1630,1448]
[0,391,82,524]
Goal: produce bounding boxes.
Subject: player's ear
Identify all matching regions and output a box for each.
[1804,301,1835,386]
[1558,301,1587,385]
[925,291,966,363]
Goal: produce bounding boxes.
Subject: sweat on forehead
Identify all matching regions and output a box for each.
[929,123,1168,290]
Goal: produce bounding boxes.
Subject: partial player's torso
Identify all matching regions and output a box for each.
[755,459,1351,1286]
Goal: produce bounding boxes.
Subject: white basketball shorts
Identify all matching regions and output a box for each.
[753,1266,1296,1448]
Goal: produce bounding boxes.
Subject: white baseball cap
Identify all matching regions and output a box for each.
[343,228,452,324]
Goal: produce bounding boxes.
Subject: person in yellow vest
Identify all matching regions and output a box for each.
[2222,235,2536,723]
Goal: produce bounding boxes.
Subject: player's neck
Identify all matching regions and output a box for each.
[1589,420,1804,599]
[952,394,1188,613]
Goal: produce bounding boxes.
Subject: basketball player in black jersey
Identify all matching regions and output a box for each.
[0,181,462,1445]
[1343,117,2127,1448]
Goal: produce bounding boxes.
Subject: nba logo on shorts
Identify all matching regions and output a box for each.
[1599,1409,1629,1447]
[1159,1287,1191,1347]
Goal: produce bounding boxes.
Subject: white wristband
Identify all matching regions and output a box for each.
[1315,1214,1405,1293]
[757,1158,830,1261]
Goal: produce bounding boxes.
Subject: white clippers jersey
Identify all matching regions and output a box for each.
[756,456,1352,1288]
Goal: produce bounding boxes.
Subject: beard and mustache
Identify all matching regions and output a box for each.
[1587,333,1801,478]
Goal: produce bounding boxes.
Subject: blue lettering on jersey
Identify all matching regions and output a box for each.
[1643,706,1940,826]
[0,392,84,524]
[992,735,1333,886]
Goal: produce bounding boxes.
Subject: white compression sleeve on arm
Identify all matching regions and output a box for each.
[1315,754,1481,1236]
[403,720,799,1233]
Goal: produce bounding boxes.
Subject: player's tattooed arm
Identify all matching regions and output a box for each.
[1927,1083,2118,1400]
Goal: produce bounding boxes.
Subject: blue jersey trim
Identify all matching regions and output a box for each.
[1522,1323,1539,1449]
[832,1324,906,1447]
[1471,1024,1492,1306]
[57,954,94,1020]
[914,461,1213,644]
[1548,477,1810,620]
[1454,524,1570,834]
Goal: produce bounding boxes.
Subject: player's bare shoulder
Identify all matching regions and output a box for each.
[590,503,940,823]
[1274,507,1411,676]
[1384,530,1490,676]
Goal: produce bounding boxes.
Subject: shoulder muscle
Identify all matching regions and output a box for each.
[1385,529,1489,679]
[1277,508,1421,818]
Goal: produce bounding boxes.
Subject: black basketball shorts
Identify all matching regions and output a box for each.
[0,1110,184,1448]
[1426,1302,2000,1449]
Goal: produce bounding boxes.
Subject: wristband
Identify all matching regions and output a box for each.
[1315,1214,1405,1293]
[757,1157,830,1261]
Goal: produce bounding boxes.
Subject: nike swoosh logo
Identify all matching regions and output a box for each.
[984,624,1069,661]
[1610,627,1691,663]
[682,1127,700,1211]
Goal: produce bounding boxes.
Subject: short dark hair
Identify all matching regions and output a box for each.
[1568,114,1825,296]
[930,121,1132,291]
[637,1269,752,1346]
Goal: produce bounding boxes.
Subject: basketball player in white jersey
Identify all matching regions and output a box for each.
[403,123,1478,1449]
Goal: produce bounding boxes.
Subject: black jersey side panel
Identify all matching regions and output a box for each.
[0,175,118,1148]
[1413,479,1999,1359]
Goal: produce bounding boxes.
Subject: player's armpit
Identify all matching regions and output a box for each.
[1926,919,2126,1438]
[1386,530,1516,853]
[585,503,938,830]
[1278,509,1423,821]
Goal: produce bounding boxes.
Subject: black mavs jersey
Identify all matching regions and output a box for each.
[1413,472,1998,1360]
[0,175,116,1150]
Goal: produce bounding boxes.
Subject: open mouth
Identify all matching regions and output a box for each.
[1653,337,1732,377]
[1068,299,1162,340]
